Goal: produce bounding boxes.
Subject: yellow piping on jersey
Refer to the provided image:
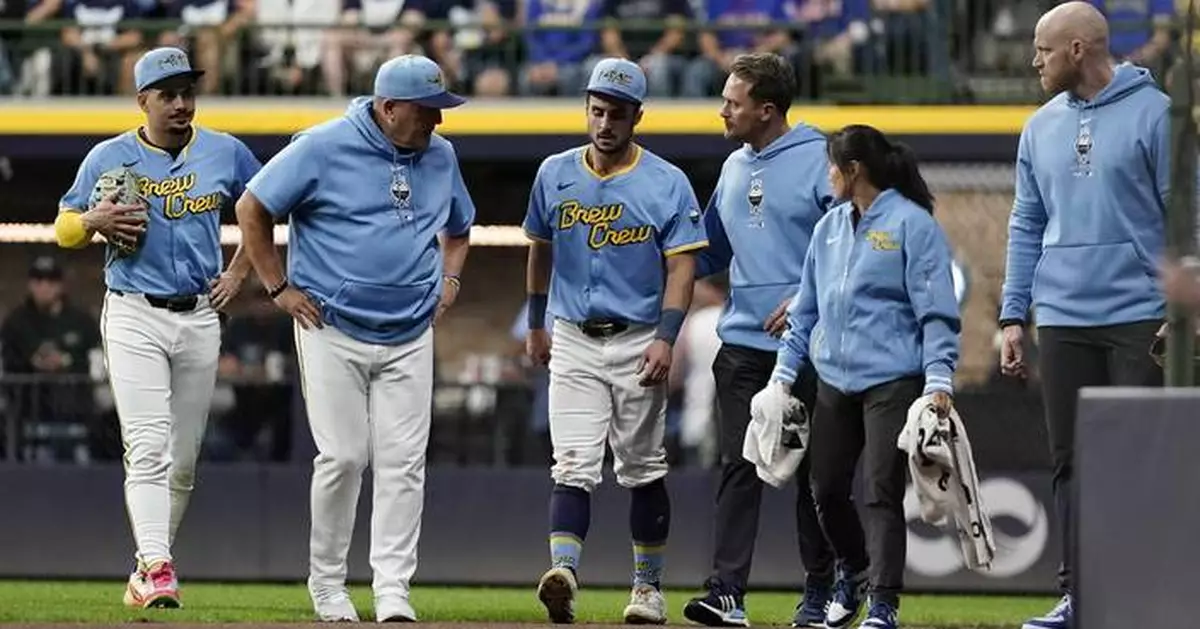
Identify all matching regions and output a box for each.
[54,208,92,249]
[134,125,198,161]
[665,240,709,257]
[581,144,642,181]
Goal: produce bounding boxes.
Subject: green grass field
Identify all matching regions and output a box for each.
[0,581,1051,627]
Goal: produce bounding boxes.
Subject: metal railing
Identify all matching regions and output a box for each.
[0,12,1187,103]
[0,372,1052,470]
[0,372,556,467]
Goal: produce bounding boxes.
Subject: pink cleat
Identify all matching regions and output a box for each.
[123,560,181,609]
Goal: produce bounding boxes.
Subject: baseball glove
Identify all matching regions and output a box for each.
[88,165,147,257]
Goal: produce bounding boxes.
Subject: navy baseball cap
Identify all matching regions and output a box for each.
[586,58,647,105]
[29,255,63,280]
[374,54,466,109]
[134,47,204,92]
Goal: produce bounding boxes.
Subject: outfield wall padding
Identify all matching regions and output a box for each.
[1076,389,1200,629]
[0,465,1058,594]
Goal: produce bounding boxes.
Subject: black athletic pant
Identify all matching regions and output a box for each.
[1036,320,1163,594]
[709,344,835,594]
[810,376,923,607]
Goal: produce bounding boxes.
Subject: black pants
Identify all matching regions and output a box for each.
[1037,320,1163,593]
[709,344,835,593]
[810,376,922,606]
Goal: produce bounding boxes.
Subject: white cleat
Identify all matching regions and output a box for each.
[537,566,578,624]
[310,581,359,623]
[375,596,417,623]
[121,569,146,608]
[623,583,667,625]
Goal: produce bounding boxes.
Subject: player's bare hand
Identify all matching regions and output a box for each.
[999,324,1025,378]
[275,286,323,330]
[208,271,245,312]
[435,277,460,324]
[763,297,792,338]
[82,193,147,247]
[526,328,552,366]
[637,339,672,387]
[930,390,953,418]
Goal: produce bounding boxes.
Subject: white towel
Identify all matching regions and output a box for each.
[743,383,808,488]
[897,395,996,572]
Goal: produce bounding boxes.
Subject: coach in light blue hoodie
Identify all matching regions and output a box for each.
[769,124,960,629]
[999,6,1170,629]
[682,53,838,629]
[234,55,475,625]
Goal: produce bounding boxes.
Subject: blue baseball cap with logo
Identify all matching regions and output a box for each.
[585,58,647,105]
[374,54,466,109]
[134,47,205,92]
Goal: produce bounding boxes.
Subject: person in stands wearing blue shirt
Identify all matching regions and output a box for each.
[681,0,793,98]
[1087,0,1173,73]
[519,0,604,96]
[768,124,961,629]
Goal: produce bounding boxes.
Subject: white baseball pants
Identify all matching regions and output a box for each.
[548,321,669,493]
[100,290,221,566]
[295,322,434,603]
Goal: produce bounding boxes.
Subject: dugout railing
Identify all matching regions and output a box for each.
[0,372,1051,474]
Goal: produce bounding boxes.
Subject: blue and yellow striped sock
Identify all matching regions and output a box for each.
[629,479,670,589]
[632,542,665,588]
[548,484,590,573]
[550,533,583,572]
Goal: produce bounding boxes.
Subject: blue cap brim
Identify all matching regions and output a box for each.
[140,69,205,91]
[586,86,642,105]
[411,91,467,109]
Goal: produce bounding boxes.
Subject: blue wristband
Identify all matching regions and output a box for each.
[528,293,548,330]
[655,308,686,345]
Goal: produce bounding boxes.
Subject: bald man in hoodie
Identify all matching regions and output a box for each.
[998,4,1169,628]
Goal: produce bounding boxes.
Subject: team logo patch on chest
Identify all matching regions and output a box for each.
[747,175,765,228]
[1073,120,1093,177]
[556,200,654,250]
[390,165,415,222]
[866,230,901,251]
[137,172,225,219]
[391,166,411,207]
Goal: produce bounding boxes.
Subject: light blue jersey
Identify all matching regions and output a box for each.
[59,126,261,296]
[772,190,961,396]
[245,96,476,346]
[522,145,708,325]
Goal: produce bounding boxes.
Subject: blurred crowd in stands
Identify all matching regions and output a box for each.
[0,0,1196,100]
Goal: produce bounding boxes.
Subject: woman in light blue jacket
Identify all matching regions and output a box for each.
[767,124,962,629]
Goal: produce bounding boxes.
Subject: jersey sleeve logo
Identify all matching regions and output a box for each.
[556,200,654,250]
[138,172,225,219]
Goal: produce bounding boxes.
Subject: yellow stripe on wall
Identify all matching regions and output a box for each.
[0,100,1041,135]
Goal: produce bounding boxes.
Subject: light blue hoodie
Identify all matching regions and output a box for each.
[245,97,476,345]
[696,124,833,352]
[771,190,961,396]
[1001,62,1170,328]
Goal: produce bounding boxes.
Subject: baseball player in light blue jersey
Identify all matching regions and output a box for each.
[768,125,960,629]
[53,47,261,609]
[684,52,837,629]
[234,54,474,624]
[523,57,708,626]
